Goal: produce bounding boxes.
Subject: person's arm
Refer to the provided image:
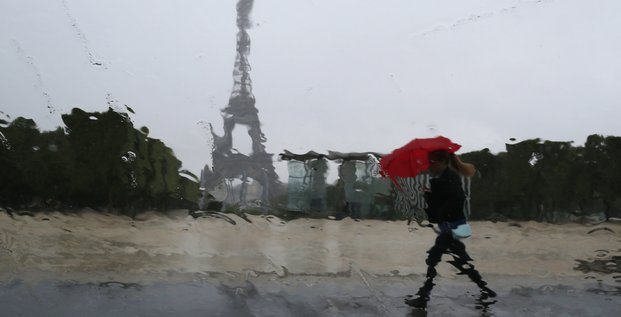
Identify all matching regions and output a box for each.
[450,154,476,177]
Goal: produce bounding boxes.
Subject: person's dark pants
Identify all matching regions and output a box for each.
[417,231,488,298]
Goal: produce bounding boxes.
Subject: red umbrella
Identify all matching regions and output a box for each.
[379,136,461,186]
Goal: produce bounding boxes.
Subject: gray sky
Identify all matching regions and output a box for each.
[1,0,620,181]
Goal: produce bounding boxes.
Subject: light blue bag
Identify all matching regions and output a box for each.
[452,223,472,239]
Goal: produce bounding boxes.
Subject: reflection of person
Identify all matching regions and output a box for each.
[405,150,496,309]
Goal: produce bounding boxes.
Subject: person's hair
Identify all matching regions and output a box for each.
[429,150,477,177]
[428,150,450,164]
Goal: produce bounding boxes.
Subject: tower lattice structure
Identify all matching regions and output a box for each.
[201,0,280,209]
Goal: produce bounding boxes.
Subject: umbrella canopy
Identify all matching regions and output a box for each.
[379,136,461,185]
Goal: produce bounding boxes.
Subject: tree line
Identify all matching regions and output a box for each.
[461,136,621,221]
[2,107,620,222]
[0,107,199,216]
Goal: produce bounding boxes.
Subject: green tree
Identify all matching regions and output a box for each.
[0,107,198,214]
[62,108,134,207]
[461,148,500,220]
[0,117,39,205]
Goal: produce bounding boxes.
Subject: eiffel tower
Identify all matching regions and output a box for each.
[200,0,280,210]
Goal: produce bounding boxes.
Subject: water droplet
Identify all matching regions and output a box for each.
[0,132,11,150]
[596,250,609,257]
[124,105,135,114]
[121,151,136,163]
[129,171,138,188]
[529,152,543,166]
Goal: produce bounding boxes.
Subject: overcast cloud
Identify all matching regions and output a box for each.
[1,0,620,180]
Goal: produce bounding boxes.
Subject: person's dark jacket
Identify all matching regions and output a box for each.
[424,167,466,224]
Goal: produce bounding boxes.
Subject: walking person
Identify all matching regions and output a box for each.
[405,150,496,309]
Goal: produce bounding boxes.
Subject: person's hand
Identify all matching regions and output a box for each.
[451,154,476,177]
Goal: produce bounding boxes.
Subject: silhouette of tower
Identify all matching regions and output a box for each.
[200,0,280,210]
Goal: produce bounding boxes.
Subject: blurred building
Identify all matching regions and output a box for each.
[280,149,471,221]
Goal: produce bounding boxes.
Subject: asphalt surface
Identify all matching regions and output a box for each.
[1,274,619,317]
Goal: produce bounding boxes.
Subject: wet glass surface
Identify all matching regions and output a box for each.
[2,0,621,315]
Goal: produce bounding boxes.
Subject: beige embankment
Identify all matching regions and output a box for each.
[1,210,619,283]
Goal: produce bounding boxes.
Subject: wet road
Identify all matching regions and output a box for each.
[1,275,619,317]
[2,213,620,316]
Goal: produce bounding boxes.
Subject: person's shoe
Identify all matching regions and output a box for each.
[480,286,497,298]
[405,295,429,309]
